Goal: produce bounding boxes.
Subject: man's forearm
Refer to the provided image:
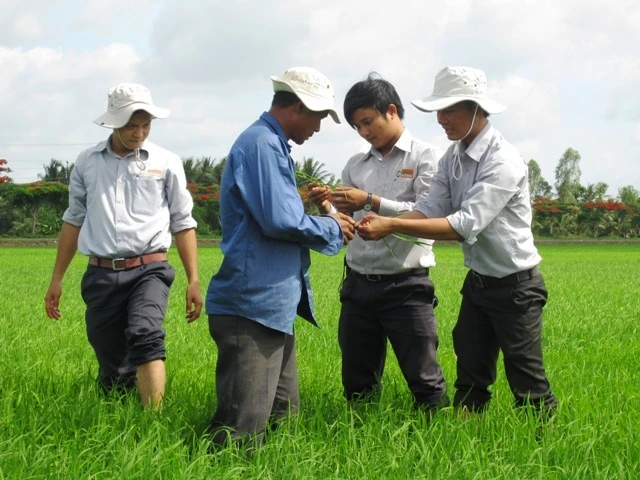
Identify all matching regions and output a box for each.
[174,228,199,283]
[391,216,464,241]
[51,222,81,282]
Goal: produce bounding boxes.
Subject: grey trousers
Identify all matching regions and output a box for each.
[207,314,299,447]
[453,269,557,413]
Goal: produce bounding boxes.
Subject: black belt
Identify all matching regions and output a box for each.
[354,268,429,282]
[471,267,538,288]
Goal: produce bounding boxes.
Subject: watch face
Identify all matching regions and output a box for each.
[363,203,372,211]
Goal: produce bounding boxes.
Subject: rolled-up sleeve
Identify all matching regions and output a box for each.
[62,152,87,227]
[165,155,197,233]
[416,156,453,220]
[236,136,343,255]
[445,155,521,245]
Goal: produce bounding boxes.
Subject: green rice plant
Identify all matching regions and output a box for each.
[0,244,638,479]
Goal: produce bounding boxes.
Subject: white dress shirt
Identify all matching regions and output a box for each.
[340,129,442,275]
[417,122,541,277]
[63,137,196,258]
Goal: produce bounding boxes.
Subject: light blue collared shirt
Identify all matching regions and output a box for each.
[339,129,442,275]
[63,137,196,258]
[417,122,541,277]
[205,112,344,334]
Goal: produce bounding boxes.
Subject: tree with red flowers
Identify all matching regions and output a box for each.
[0,158,13,184]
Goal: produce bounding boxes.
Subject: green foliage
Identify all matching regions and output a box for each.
[554,148,582,203]
[294,157,340,214]
[0,182,68,236]
[41,158,74,185]
[294,156,337,188]
[187,183,221,234]
[618,185,640,208]
[183,156,226,186]
[528,159,552,198]
[533,197,639,238]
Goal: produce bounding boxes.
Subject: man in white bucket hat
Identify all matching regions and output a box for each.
[357,66,557,421]
[205,67,355,449]
[44,83,202,409]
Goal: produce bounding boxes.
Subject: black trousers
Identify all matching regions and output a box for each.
[339,271,447,407]
[453,269,557,412]
[81,261,175,391]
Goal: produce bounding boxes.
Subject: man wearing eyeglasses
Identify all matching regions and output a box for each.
[44,83,202,410]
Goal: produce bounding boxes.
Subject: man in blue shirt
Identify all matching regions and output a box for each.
[205,66,355,448]
[357,67,557,420]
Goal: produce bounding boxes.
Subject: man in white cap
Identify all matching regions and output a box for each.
[357,66,557,419]
[44,83,202,409]
[205,66,355,448]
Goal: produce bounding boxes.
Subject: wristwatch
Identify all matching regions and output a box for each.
[363,193,373,212]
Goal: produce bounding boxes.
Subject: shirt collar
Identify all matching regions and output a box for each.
[367,127,412,161]
[259,111,291,153]
[460,122,494,162]
[103,134,149,159]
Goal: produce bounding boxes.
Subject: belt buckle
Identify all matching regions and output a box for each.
[365,274,381,282]
[472,271,485,288]
[111,258,126,270]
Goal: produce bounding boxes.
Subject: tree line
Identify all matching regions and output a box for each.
[0,149,638,238]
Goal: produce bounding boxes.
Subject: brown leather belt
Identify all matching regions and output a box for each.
[88,252,168,271]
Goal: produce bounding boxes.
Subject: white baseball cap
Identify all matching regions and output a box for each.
[412,66,506,114]
[94,83,170,129]
[271,67,341,123]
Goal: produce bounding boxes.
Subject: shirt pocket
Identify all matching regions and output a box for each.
[128,175,165,216]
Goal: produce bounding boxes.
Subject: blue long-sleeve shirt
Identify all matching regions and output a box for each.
[205,112,344,333]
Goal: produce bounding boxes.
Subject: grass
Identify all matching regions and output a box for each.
[0,244,638,479]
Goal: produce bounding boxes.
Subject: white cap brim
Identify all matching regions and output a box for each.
[411,95,506,114]
[271,76,341,124]
[93,103,171,129]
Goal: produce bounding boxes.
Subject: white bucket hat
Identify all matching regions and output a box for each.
[271,67,341,123]
[411,66,506,114]
[93,83,171,129]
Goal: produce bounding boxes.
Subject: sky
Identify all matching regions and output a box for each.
[1,0,639,197]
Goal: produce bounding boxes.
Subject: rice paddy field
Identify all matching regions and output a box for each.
[0,244,638,479]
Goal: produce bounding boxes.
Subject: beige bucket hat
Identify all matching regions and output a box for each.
[94,83,170,128]
[412,66,506,114]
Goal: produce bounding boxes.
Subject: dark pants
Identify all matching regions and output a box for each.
[338,271,448,407]
[81,261,175,392]
[453,268,557,413]
[207,315,299,447]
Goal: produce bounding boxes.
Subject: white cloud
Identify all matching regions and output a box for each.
[0,0,639,196]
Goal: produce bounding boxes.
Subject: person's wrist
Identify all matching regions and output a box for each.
[363,192,373,211]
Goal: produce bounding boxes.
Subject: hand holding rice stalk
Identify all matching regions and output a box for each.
[357,213,432,263]
[297,170,353,214]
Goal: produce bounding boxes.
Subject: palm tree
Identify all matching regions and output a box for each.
[182,157,198,184]
[294,157,335,187]
[42,159,74,185]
